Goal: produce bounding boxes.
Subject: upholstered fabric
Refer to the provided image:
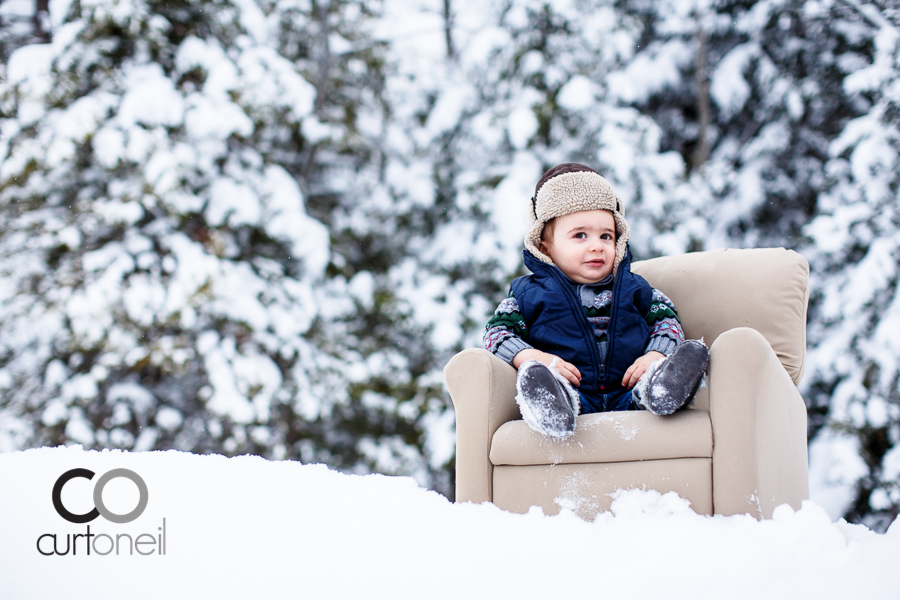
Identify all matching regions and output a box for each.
[490,408,712,466]
[445,248,810,520]
[631,248,809,384]
[444,348,518,503]
[492,459,713,520]
[708,327,810,518]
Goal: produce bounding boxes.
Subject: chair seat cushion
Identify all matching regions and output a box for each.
[490,408,712,466]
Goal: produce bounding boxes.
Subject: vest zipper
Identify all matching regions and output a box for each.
[603,258,625,385]
[547,267,602,385]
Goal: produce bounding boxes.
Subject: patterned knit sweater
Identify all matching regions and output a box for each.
[483,274,684,367]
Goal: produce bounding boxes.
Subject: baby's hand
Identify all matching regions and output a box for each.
[512,349,581,387]
[622,351,666,389]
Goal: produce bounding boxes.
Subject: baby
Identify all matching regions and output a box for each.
[483,163,708,438]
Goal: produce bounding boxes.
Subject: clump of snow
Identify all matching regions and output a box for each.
[710,43,757,117]
[612,417,639,441]
[1,447,897,599]
[555,470,602,516]
[557,75,596,111]
[507,105,538,150]
[606,39,692,104]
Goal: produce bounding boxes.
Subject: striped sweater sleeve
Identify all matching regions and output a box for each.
[483,292,533,365]
[644,288,685,356]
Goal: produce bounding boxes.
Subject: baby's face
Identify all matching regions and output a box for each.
[539,210,616,284]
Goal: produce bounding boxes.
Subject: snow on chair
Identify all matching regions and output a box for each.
[444,248,810,520]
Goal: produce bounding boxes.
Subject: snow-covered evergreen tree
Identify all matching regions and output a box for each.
[802,2,900,531]
[0,0,333,457]
[0,0,50,62]
[435,0,701,264]
[0,0,458,489]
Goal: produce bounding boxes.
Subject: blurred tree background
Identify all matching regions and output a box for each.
[1,0,898,531]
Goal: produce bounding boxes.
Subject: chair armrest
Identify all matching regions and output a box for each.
[708,327,809,519]
[444,348,519,503]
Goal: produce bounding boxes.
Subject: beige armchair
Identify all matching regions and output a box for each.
[444,248,810,520]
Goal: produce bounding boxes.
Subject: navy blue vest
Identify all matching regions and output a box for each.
[510,247,653,398]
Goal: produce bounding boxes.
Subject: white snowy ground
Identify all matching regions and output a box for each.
[1,446,898,599]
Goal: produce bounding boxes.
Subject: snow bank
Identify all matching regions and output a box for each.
[1,446,897,599]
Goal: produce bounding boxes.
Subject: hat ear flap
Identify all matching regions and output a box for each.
[611,211,630,275]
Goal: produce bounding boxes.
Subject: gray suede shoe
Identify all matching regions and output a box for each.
[641,340,709,416]
[515,360,580,439]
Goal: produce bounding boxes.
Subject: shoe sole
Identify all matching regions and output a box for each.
[646,340,709,416]
[515,362,576,439]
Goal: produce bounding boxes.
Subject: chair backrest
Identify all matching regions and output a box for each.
[632,248,809,385]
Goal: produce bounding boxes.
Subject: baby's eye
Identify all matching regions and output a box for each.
[601,233,613,240]
[574,232,587,239]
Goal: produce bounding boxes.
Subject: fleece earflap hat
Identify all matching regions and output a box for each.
[525,163,631,275]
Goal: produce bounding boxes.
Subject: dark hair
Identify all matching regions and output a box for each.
[534,163,598,197]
